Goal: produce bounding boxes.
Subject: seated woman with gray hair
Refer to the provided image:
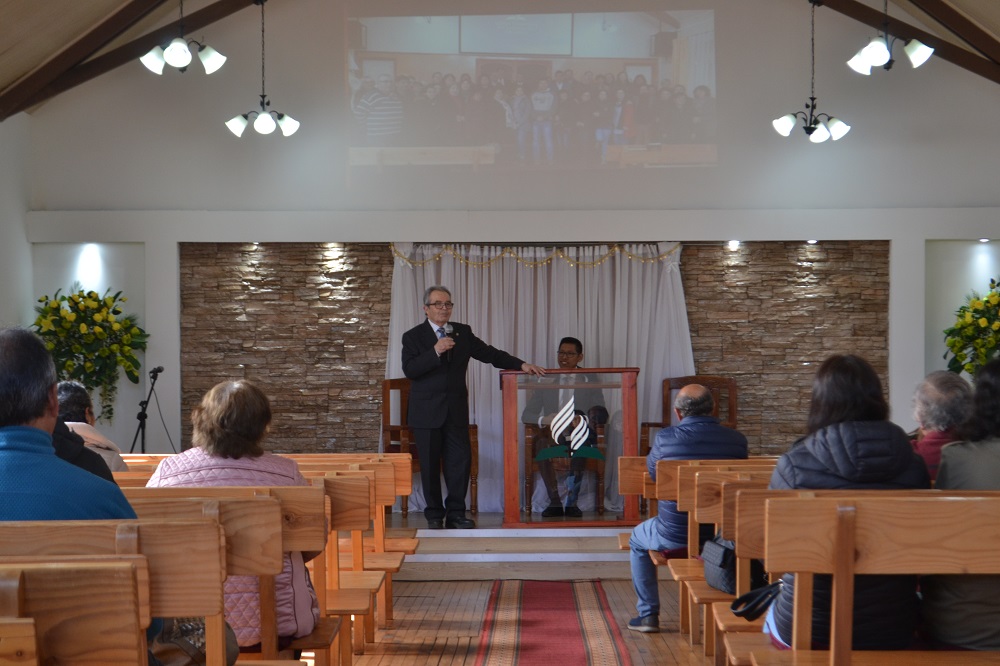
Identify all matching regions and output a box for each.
[57,380,128,472]
[911,370,972,481]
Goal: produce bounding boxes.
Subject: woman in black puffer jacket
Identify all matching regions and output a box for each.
[764,354,931,649]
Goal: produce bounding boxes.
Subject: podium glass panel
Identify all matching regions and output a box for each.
[500,367,640,527]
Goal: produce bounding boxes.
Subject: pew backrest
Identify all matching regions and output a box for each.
[0,560,148,665]
[764,495,1000,660]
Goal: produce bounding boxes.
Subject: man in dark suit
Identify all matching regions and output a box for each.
[521,336,607,517]
[402,285,544,529]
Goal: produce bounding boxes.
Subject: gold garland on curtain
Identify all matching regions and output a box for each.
[390,243,679,268]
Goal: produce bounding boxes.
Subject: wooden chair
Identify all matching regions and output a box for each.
[0,561,148,665]
[523,422,607,515]
[381,378,479,515]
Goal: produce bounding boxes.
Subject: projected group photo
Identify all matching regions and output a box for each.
[347,10,717,170]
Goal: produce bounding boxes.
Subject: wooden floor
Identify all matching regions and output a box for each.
[352,578,711,665]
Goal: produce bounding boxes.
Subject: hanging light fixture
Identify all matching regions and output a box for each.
[771,2,850,143]
[226,0,299,137]
[139,0,226,75]
[846,0,933,75]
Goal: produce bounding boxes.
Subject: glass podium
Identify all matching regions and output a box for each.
[500,367,640,527]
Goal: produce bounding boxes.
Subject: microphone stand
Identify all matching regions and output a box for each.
[129,368,162,454]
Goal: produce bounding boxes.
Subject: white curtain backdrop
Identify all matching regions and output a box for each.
[385,242,695,514]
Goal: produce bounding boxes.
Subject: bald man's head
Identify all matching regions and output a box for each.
[674,384,714,419]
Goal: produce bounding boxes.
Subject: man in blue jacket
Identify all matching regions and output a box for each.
[627,384,748,633]
[0,328,135,521]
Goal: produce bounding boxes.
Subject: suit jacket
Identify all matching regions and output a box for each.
[520,373,606,425]
[402,320,524,429]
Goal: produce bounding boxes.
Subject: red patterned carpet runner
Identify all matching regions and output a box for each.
[475,580,632,666]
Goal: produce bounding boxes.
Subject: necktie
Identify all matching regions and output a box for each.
[437,327,446,339]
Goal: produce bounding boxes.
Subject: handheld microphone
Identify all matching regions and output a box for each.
[150,366,164,376]
[443,324,454,360]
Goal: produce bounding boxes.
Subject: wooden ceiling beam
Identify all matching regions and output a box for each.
[820,0,1000,85]
[0,0,168,121]
[907,0,1000,63]
[0,0,257,121]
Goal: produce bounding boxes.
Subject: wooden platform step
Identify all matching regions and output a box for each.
[396,526,633,581]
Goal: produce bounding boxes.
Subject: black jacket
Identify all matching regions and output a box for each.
[52,419,116,484]
[401,320,524,430]
[769,420,931,649]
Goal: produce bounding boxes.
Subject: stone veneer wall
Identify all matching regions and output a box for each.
[179,243,394,452]
[680,241,889,455]
[178,240,888,455]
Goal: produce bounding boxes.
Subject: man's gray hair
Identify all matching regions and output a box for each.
[674,386,714,418]
[423,285,451,305]
[0,328,57,428]
[913,370,972,432]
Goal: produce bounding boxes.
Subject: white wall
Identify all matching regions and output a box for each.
[29,243,165,452]
[16,0,1000,445]
[925,241,1000,378]
[0,115,33,327]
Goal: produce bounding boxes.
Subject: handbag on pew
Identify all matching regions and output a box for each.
[151,617,239,666]
[730,580,783,621]
[700,531,768,595]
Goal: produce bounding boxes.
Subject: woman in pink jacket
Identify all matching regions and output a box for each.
[147,380,319,650]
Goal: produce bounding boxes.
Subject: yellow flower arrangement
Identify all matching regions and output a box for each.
[32,284,149,422]
[944,277,1000,377]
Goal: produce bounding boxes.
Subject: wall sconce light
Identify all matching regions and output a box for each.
[771,2,850,143]
[846,0,933,75]
[226,0,299,137]
[139,0,226,75]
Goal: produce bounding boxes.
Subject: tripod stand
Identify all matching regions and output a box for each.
[129,366,163,454]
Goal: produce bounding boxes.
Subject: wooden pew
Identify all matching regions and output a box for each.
[616,457,651,552]
[0,616,37,665]
[319,474,383,659]
[662,459,777,648]
[751,495,1000,666]
[124,487,342,665]
[283,452,418,548]
[0,561,148,665]
[688,471,775,656]
[0,519,226,666]
[711,480,774,666]
[724,489,1000,666]
[322,469,398,635]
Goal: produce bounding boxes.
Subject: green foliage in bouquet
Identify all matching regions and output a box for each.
[33,284,149,422]
[943,277,1000,377]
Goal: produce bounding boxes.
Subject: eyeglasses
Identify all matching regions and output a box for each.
[426,301,454,309]
[556,351,580,357]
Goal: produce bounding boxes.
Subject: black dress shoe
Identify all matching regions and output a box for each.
[541,505,564,518]
[564,505,583,518]
[445,516,476,529]
[427,519,444,530]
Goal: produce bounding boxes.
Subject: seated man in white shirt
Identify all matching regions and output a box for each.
[57,380,129,472]
[521,337,606,517]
